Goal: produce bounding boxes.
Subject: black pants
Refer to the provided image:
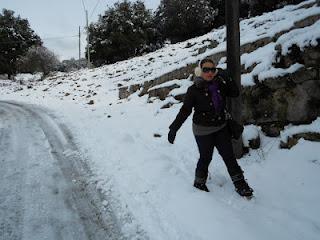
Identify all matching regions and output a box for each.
[194,126,243,184]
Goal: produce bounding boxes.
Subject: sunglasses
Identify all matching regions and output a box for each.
[202,67,216,73]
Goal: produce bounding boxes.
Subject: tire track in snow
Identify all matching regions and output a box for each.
[0,101,124,240]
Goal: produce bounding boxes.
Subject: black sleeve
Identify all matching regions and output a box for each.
[217,69,240,97]
[169,86,194,132]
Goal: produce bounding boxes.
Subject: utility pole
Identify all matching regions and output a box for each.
[79,26,81,61]
[225,0,243,158]
[85,10,91,68]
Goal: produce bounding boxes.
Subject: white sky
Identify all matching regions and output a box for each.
[1,0,160,60]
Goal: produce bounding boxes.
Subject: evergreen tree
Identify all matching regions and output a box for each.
[209,0,225,28]
[155,0,217,43]
[0,9,41,78]
[208,0,251,27]
[88,0,159,66]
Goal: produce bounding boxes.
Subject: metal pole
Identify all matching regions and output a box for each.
[226,0,243,158]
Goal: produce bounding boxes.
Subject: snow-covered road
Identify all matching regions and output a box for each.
[0,101,123,240]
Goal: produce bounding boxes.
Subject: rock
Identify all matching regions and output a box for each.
[294,14,320,28]
[119,84,141,99]
[289,68,318,85]
[280,132,320,149]
[287,80,320,123]
[185,42,196,48]
[197,40,218,55]
[87,100,94,105]
[242,69,320,126]
[280,137,299,149]
[173,94,185,102]
[274,43,319,80]
[148,84,180,100]
[240,37,272,54]
[249,136,261,149]
[15,87,23,92]
[263,75,289,90]
[261,123,283,137]
[119,86,130,99]
[161,102,174,109]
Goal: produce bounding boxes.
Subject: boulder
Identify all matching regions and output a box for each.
[249,135,261,149]
[148,84,180,100]
[280,132,320,149]
[261,123,283,137]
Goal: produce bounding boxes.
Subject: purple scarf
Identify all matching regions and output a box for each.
[208,81,223,113]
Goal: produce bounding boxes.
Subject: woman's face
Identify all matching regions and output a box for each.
[201,62,217,81]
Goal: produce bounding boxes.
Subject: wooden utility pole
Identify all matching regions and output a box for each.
[225,0,243,158]
[79,26,81,61]
[86,10,91,68]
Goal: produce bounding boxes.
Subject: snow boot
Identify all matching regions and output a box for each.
[193,182,210,192]
[194,175,209,192]
[231,174,253,197]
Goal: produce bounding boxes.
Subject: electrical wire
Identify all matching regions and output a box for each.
[81,0,87,11]
[89,0,102,20]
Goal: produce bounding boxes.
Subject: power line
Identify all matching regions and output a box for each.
[81,0,87,11]
[90,0,102,20]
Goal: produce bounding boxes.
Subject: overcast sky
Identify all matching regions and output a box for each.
[1,0,160,60]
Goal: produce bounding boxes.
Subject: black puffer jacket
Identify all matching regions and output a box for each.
[169,69,239,132]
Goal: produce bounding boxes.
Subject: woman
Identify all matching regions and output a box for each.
[168,58,253,197]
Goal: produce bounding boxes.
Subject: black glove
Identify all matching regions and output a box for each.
[168,129,176,144]
[217,68,232,82]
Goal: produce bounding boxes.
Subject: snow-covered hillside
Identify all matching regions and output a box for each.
[1,1,320,239]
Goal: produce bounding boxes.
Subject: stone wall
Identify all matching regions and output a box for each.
[242,42,320,136]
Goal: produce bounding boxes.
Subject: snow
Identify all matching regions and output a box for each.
[258,63,304,81]
[0,1,320,239]
[14,73,43,82]
[277,19,320,55]
[243,125,261,147]
[241,42,278,85]
[2,91,319,240]
[169,80,193,96]
[280,117,320,141]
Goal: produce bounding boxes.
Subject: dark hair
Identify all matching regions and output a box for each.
[199,58,215,68]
